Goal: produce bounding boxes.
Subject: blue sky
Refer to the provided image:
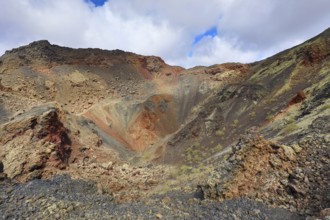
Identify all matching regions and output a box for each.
[89,0,107,7]
[0,0,329,67]
[193,26,218,45]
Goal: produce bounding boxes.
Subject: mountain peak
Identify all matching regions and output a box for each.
[28,40,51,47]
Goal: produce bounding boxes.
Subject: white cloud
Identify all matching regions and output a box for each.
[0,0,329,68]
[172,36,259,67]
[83,6,187,59]
[217,0,330,50]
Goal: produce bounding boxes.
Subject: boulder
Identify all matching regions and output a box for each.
[291,144,302,154]
[280,145,296,161]
[269,154,282,168]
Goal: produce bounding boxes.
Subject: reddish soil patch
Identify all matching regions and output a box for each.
[36,111,72,164]
[288,91,306,106]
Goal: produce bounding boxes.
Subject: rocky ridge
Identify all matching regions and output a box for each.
[0,28,329,219]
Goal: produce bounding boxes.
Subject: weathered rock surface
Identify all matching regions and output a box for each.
[0,28,329,218]
[199,133,329,216]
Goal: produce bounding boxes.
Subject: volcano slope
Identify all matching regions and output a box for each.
[0,28,329,219]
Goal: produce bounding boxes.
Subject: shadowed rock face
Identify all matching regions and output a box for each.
[0,28,329,217]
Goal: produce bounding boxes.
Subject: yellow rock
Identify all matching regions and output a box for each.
[280,145,296,161]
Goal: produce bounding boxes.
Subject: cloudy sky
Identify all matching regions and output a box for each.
[0,0,329,68]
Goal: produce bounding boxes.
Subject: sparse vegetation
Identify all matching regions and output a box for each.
[231,119,239,127]
[215,144,222,152]
[178,165,193,175]
[266,112,274,120]
[248,111,256,118]
[285,117,296,125]
[319,103,330,112]
[216,129,225,137]
[282,123,299,134]
[184,141,224,165]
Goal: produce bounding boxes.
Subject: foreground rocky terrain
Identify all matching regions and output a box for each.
[0,175,303,219]
[0,28,329,219]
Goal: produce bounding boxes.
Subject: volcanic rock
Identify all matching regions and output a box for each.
[0,27,329,219]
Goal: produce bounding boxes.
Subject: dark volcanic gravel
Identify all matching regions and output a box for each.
[0,175,303,219]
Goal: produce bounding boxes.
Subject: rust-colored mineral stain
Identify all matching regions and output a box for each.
[127,110,159,152]
[288,91,306,106]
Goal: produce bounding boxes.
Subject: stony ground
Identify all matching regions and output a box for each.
[0,175,303,220]
[199,132,329,218]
